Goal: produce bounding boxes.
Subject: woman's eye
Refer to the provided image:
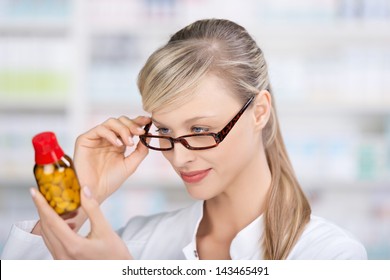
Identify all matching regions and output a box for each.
[155,127,170,135]
[192,127,209,134]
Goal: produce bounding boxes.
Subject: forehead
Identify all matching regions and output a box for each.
[152,75,239,124]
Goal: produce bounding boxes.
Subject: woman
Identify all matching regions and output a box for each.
[1,19,366,260]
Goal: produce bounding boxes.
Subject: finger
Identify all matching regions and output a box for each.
[80,186,113,236]
[40,228,71,259]
[119,116,151,135]
[93,124,127,148]
[117,116,144,141]
[31,220,59,257]
[30,189,70,258]
[130,115,152,126]
[30,188,82,248]
[103,118,135,147]
[123,139,149,176]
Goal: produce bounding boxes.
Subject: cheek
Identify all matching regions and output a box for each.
[210,134,251,171]
[159,128,259,171]
[214,126,261,170]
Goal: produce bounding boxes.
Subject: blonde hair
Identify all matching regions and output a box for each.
[137,19,311,260]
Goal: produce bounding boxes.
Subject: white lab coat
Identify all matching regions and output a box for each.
[1,200,367,259]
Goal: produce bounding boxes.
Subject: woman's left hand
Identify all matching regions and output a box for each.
[30,186,132,260]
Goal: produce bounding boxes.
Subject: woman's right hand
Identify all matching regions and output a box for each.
[73,115,151,203]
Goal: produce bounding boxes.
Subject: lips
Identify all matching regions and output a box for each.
[180,169,211,184]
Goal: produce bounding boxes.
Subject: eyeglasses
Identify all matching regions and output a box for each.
[140,95,255,151]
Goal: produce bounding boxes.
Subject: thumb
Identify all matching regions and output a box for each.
[123,140,149,175]
[81,186,112,236]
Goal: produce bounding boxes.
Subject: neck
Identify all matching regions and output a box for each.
[201,147,271,239]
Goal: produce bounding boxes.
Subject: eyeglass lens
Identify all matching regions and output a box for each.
[144,123,217,149]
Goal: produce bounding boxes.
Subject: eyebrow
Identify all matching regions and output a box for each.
[152,115,217,127]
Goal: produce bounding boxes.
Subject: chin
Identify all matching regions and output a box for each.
[184,183,220,201]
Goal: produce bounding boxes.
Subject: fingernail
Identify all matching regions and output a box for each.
[116,138,123,146]
[137,127,144,132]
[30,188,36,198]
[128,137,134,146]
[83,186,92,198]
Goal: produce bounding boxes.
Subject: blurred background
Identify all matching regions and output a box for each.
[0,0,389,259]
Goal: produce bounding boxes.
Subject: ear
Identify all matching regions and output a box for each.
[252,90,271,131]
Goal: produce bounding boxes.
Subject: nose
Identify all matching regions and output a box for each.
[168,141,196,168]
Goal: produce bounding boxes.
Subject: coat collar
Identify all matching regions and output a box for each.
[182,201,264,260]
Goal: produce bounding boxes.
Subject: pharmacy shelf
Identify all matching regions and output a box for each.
[0,101,67,115]
[87,19,390,48]
[89,99,390,117]
[277,102,390,117]
[300,180,390,192]
[250,20,390,42]
[0,23,69,37]
[1,2,390,193]
[88,20,181,38]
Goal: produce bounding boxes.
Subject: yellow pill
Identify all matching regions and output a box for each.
[72,178,80,189]
[67,203,78,212]
[50,200,56,208]
[45,192,52,201]
[39,185,47,195]
[57,201,70,210]
[43,183,51,191]
[61,189,75,201]
[55,206,65,214]
[50,185,62,197]
[39,174,54,184]
[53,171,63,184]
[71,184,80,192]
[74,192,80,204]
[62,177,72,189]
[65,168,74,178]
[53,197,63,203]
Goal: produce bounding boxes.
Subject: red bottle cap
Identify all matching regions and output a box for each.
[32,132,65,165]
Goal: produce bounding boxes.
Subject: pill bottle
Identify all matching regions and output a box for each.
[32,132,81,215]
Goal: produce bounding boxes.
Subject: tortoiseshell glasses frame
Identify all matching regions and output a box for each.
[140,95,255,151]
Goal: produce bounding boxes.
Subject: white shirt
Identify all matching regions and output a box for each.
[1,200,367,259]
